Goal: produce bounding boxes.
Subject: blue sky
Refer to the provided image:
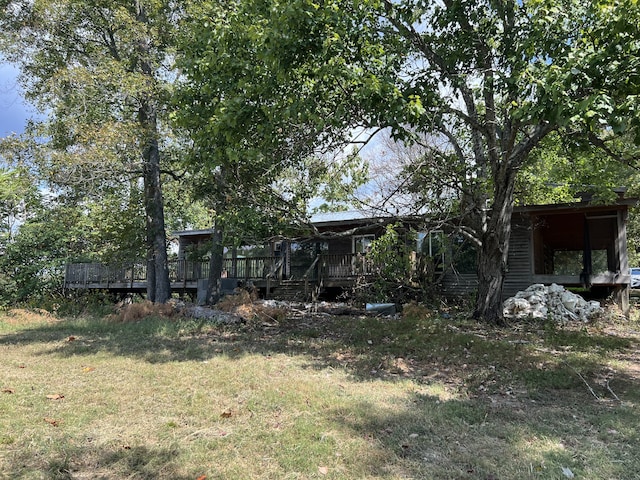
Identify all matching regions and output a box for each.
[0,61,36,138]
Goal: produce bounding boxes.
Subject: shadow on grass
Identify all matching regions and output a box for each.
[327,389,640,479]
[1,313,638,409]
[3,443,197,480]
[1,312,639,478]
[0,313,636,375]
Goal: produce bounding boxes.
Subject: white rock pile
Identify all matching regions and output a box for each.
[503,283,603,323]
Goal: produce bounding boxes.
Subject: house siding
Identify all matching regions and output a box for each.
[503,214,534,298]
[441,272,478,298]
[441,214,533,300]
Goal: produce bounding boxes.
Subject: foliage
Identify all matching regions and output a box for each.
[0,169,150,305]
[0,202,78,305]
[361,223,415,303]
[175,0,640,321]
[0,166,39,245]
[516,132,640,206]
[174,1,371,242]
[0,0,187,302]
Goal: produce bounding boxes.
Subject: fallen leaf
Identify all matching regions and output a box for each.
[67,336,76,342]
[196,476,207,480]
[46,394,64,400]
[2,388,14,394]
[220,409,233,418]
[83,367,95,373]
[318,466,329,475]
[44,417,59,427]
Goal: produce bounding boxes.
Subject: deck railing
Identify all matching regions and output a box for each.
[318,253,375,279]
[64,253,375,289]
[65,262,149,287]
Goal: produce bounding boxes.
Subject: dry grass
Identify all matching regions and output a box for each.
[108,301,180,323]
[1,308,57,326]
[218,290,289,325]
[0,304,639,479]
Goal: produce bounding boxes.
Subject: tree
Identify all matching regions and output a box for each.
[0,0,180,302]
[0,167,38,246]
[178,0,640,322]
[515,132,640,206]
[175,1,370,304]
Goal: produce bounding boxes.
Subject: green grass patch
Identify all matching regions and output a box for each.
[0,306,639,479]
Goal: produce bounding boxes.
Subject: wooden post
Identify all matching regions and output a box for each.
[614,285,630,318]
[232,247,238,278]
[182,260,186,295]
[617,209,631,317]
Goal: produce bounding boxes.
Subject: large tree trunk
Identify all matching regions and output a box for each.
[141,123,171,303]
[206,221,224,305]
[472,165,517,325]
[145,237,156,302]
[137,2,171,304]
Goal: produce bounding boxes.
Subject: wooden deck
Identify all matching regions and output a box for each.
[64,254,375,297]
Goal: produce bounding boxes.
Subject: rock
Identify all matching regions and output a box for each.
[503,283,603,322]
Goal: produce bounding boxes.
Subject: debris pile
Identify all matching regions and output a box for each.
[503,283,603,323]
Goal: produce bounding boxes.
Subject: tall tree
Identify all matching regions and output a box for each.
[179,0,640,322]
[0,0,178,302]
[176,1,369,304]
[0,167,38,246]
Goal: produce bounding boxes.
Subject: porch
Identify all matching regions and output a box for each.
[63,252,375,300]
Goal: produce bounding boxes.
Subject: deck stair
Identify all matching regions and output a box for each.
[271,279,316,301]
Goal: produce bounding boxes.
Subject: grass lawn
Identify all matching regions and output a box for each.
[0,303,639,479]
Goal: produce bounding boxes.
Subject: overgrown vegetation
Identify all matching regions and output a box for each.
[1,303,639,479]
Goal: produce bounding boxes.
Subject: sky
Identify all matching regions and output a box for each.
[0,61,35,138]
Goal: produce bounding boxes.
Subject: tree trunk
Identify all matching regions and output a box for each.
[141,125,171,303]
[472,165,517,325]
[146,241,156,302]
[137,1,171,304]
[206,221,224,305]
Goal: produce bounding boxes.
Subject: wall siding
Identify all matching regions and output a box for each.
[441,215,533,300]
[503,215,534,298]
[441,272,478,298]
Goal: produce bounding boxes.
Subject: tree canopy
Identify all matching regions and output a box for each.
[1,0,639,317]
[0,0,185,302]
[177,0,640,322]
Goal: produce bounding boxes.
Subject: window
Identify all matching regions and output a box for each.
[418,231,445,272]
[552,250,583,275]
[353,234,375,254]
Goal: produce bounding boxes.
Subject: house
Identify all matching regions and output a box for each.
[173,210,419,302]
[439,197,635,314]
[64,198,636,312]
